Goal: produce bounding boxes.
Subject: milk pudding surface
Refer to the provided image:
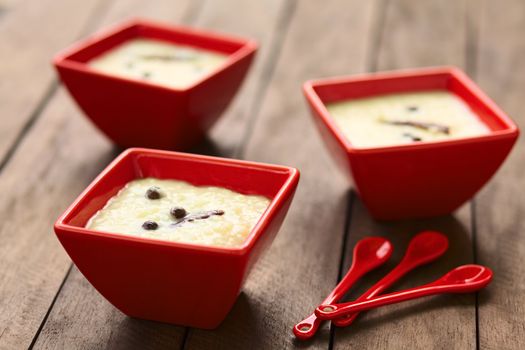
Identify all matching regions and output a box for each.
[326,90,490,148]
[86,178,271,248]
[88,38,228,89]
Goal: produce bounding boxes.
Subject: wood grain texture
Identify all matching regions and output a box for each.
[475,0,525,348]
[0,0,105,164]
[0,0,111,347]
[0,87,113,350]
[34,266,185,350]
[375,0,468,71]
[0,1,196,349]
[184,0,378,349]
[334,0,477,349]
[193,0,291,157]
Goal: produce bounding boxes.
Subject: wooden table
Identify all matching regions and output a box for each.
[1,0,524,349]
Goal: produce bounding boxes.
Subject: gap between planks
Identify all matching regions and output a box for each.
[234,0,298,159]
[328,0,387,348]
[0,81,58,174]
[328,191,356,350]
[466,1,483,348]
[0,0,113,175]
[27,265,73,350]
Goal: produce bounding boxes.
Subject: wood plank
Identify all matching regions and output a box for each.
[184,0,378,348]
[0,0,106,165]
[195,0,292,156]
[374,0,468,71]
[334,0,478,349]
[0,0,109,347]
[33,266,185,350]
[0,88,114,350]
[0,1,195,349]
[475,0,525,348]
[31,0,291,349]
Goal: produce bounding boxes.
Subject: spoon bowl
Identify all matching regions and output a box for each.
[401,231,449,267]
[439,265,493,292]
[353,237,393,267]
[333,230,448,327]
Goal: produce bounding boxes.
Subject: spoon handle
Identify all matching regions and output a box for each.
[316,281,448,320]
[323,264,492,320]
[293,237,392,340]
[292,256,378,340]
[332,263,411,327]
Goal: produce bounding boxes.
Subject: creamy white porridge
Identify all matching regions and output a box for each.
[326,90,490,148]
[86,178,270,248]
[88,38,228,89]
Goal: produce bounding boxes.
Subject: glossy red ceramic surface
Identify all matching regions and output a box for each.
[293,237,392,340]
[54,148,299,328]
[316,264,492,320]
[333,231,448,327]
[53,18,258,150]
[303,67,519,220]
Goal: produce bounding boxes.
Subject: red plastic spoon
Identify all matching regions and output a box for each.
[293,237,393,340]
[315,264,492,320]
[333,231,448,327]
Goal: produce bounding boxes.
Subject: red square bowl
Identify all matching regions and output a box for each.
[54,148,299,328]
[53,18,258,150]
[303,67,519,220]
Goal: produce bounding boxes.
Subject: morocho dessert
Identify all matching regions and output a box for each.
[88,38,228,89]
[86,178,270,248]
[326,90,490,148]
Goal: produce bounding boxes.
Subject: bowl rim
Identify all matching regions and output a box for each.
[52,17,258,93]
[54,148,300,256]
[303,66,520,155]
